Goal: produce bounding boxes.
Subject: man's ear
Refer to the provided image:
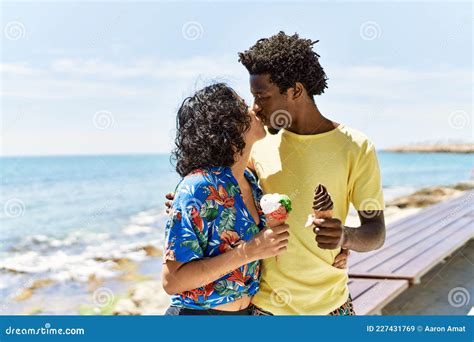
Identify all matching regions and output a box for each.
[290,82,305,100]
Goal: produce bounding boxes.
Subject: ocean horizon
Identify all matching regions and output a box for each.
[1,151,473,314]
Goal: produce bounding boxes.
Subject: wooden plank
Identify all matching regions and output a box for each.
[350,216,470,274]
[392,227,473,282]
[383,191,473,236]
[349,210,472,268]
[350,216,471,273]
[356,216,471,272]
[349,193,474,267]
[347,278,377,299]
[385,197,473,238]
[464,195,474,217]
[348,278,409,315]
[380,192,473,242]
[392,191,473,223]
[349,217,472,283]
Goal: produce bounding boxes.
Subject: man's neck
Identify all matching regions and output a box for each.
[288,100,336,135]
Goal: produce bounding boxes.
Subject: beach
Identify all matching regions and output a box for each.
[1,154,472,315]
[384,144,474,154]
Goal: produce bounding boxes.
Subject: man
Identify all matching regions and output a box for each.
[237,31,385,315]
[166,31,385,315]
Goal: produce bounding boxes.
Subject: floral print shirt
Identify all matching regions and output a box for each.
[163,166,266,309]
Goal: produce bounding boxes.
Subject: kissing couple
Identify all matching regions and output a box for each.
[162,31,386,316]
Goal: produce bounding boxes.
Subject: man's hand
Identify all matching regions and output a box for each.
[312,218,347,250]
[315,211,386,253]
[332,248,350,269]
[165,192,175,215]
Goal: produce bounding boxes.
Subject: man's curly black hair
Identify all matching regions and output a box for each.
[171,83,251,177]
[238,31,328,97]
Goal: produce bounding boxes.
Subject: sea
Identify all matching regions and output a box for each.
[0,152,472,314]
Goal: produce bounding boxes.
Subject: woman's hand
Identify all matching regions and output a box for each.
[332,248,350,269]
[243,224,290,260]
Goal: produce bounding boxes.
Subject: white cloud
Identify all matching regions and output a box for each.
[0,63,44,77]
[0,56,244,100]
[1,57,471,155]
[2,56,241,81]
[1,58,470,102]
[327,65,471,101]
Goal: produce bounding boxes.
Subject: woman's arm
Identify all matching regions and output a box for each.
[162,223,290,294]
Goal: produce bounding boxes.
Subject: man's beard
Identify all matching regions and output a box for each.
[267,127,281,135]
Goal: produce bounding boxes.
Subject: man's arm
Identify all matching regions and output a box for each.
[343,210,385,252]
[313,210,386,253]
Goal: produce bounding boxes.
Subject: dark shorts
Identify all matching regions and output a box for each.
[165,305,252,316]
[251,295,356,316]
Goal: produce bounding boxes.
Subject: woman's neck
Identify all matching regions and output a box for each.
[231,147,251,185]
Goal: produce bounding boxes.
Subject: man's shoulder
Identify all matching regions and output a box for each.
[337,124,375,152]
[254,130,283,146]
[250,132,281,164]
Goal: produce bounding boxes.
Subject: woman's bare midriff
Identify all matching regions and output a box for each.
[212,295,252,311]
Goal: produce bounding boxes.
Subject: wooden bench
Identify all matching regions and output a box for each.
[349,190,474,284]
[348,278,409,315]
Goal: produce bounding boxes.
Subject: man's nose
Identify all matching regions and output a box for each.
[252,103,262,112]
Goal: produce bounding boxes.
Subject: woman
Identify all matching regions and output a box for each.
[162,83,290,315]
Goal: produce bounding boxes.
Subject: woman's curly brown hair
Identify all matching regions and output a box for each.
[171,83,251,177]
[238,31,328,97]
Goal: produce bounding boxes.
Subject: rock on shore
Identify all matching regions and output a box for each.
[113,280,170,315]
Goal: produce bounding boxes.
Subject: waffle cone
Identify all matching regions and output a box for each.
[314,209,333,219]
[264,206,288,228]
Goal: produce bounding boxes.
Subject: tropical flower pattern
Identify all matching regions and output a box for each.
[163,166,266,309]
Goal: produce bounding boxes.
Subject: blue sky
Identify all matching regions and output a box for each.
[1,1,472,156]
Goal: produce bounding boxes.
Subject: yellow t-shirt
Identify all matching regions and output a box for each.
[250,124,385,315]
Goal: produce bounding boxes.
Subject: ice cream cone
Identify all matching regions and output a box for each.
[260,193,292,227]
[260,193,292,261]
[306,184,348,259]
[305,184,334,227]
[314,209,333,220]
[265,205,289,227]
